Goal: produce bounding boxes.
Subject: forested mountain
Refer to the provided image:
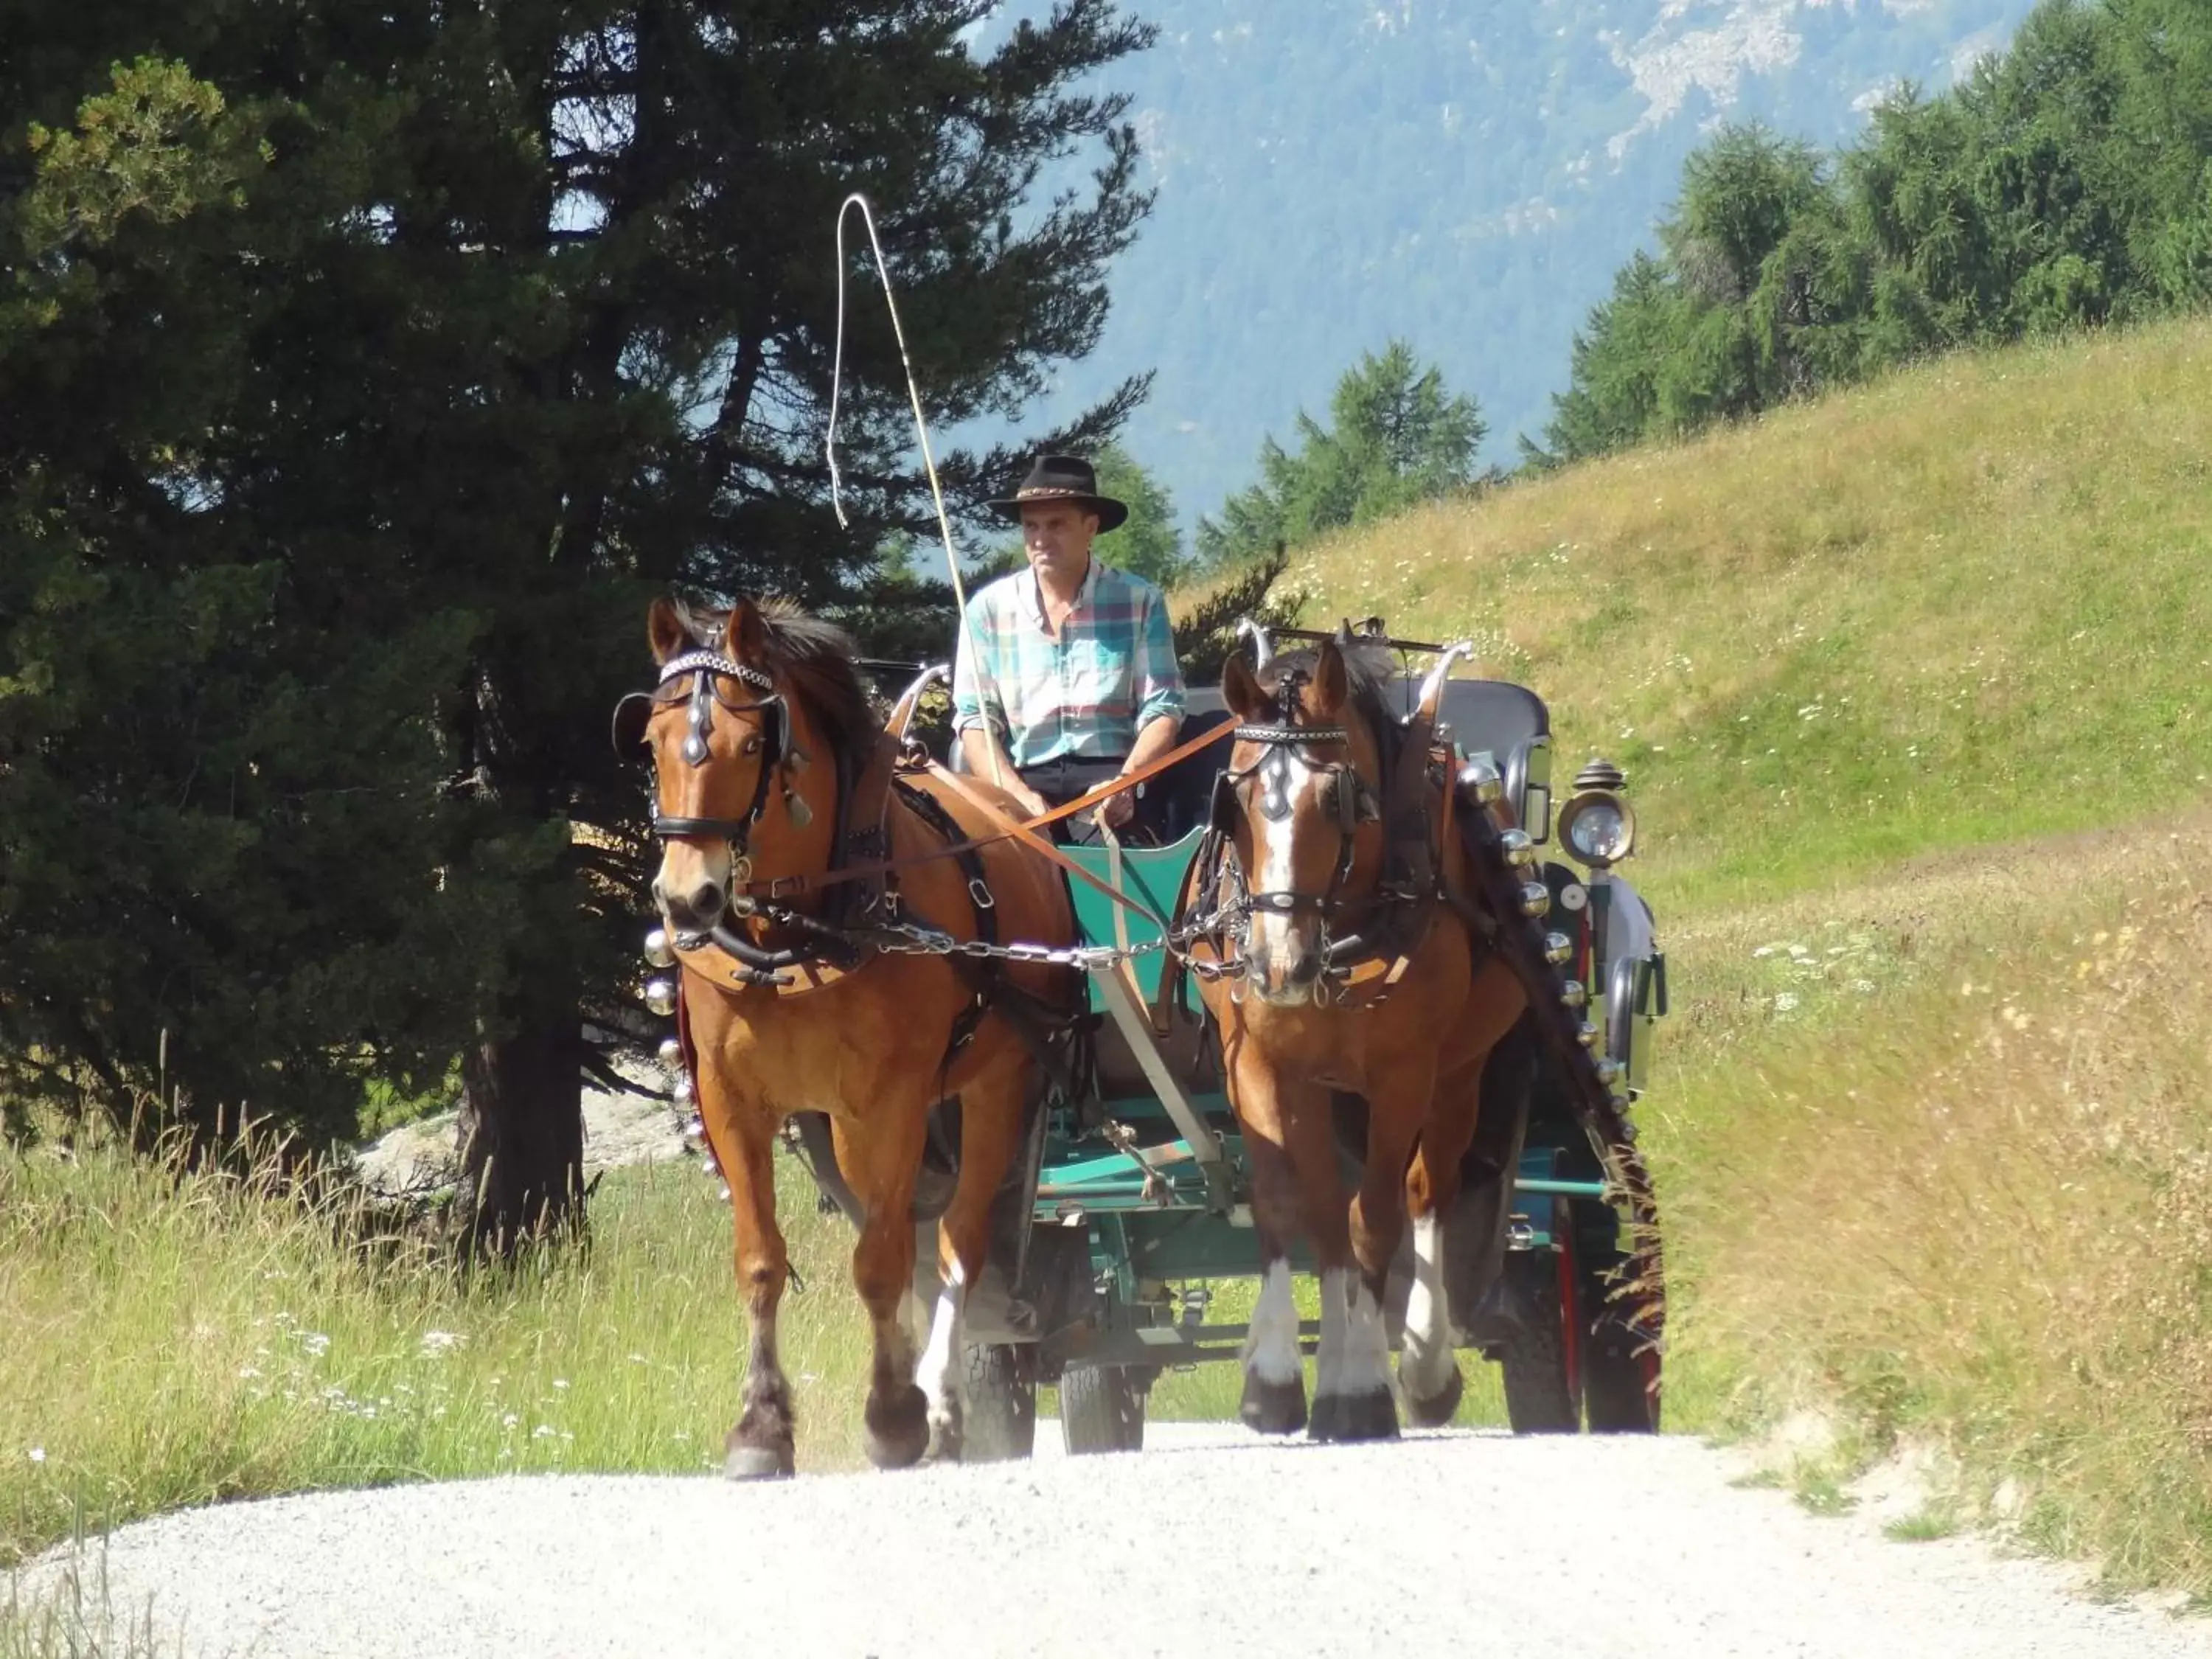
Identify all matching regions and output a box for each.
[995,0,2040,523]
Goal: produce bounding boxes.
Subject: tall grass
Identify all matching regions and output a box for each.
[1259,316,2212,914]
[1655,812,2212,1590]
[0,1129,867,1571]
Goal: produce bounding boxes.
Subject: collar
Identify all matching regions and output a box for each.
[1021,554,1098,633]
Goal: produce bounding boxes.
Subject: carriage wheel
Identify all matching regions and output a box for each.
[1497,1208,1582,1434]
[961,1342,1037,1461]
[1579,1248,1660,1434]
[1059,1363,1146,1455]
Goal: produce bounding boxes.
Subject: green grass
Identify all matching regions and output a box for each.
[0,1132,870,1572]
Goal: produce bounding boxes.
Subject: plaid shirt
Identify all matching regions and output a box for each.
[951,558,1185,767]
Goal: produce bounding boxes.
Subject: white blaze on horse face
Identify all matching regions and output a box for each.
[918,1259,967,1433]
[1246,759,1330,1004]
[1399,1213,1455,1401]
[1240,1259,1302,1388]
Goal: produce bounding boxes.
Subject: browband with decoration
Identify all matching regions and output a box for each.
[660,649,775,692]
[1234,724,1349,746]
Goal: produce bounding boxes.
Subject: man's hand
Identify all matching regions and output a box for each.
[1099,779,1137,829]
[1006,782,1051,821]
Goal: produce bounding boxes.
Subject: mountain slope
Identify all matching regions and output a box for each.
[1001,0,2042,521]
[1256,314,2212,912]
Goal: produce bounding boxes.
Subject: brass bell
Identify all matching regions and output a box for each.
[643,977,678,1017]
[1517,881,1551,917]
[1498,829,1536,868]
[643,927,676,970]
[1595,1057,1626,1088]
[1576,1020,1601,1048]
[1560,980,1587,1010]
[657,1037,682,1068]
[672,1074,694,1108]
[1544,932,1574,965]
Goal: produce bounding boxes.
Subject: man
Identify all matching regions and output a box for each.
[951,453,1186,843]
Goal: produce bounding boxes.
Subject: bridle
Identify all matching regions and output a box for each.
[613,649,793,867]
[1209,710,1381,947]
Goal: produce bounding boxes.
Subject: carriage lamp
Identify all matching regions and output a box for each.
[643,926,676,969]
[1517,880,1552,917]
[643,977,678,1017]
[1457,754,1504,806]
[1497,829,1537,868]
[658,1037,683,1068]
[1559,757,1636,870]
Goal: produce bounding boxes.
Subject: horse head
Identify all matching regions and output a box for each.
[1216,636,1385,1006]
[618,594,841,940]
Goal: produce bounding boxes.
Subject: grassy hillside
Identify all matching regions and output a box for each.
[1260,313,2212,1591]
[1273,317,2212,914]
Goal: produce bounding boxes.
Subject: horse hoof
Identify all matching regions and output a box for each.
[723,1436,795,1481]
[925,1411,964,1464]
[1310,1387,1399,1443]
[864,1383,931,1470]
[1239,1372,1308,1437]
[1401,1361,1464,1429]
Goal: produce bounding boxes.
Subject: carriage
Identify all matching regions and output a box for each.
[705,618,1673,1458]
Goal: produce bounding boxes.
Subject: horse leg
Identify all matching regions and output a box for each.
[833,1109,934,1470]
[1317,1061,1432,1444]
[714,1101,796,1480]
[1399,1057,1486,1427]
[1273,1081,1363,1443]
[916,1052,1030,1461]
[1229,1054,1315,1436]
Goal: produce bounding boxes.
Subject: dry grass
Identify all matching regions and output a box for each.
[1653,810,2212,1590]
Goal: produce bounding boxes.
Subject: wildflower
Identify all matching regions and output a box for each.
[27,1447,46,1464]
[419,1330,462,1356]
[1773,992,1801,1014]
[299,1332,331,1357]
[501,1413,520,1429]
[533,1425,557,1439]
[238,1366,262,1380]
[552,1379,570,1391]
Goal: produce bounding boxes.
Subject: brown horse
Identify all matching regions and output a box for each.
[625,594,1079,1476]
[1192,635,1528,1440]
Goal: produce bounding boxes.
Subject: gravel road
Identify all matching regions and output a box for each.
[20,1422,2212,1659]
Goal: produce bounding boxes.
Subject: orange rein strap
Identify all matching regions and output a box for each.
[731,717,1235,904]
[919,761,1172,936]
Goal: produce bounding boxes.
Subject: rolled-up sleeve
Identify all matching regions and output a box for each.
[950,591,1007,741]
[1132,585,1186,730]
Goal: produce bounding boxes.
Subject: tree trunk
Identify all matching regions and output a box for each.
[456,999,585,1256]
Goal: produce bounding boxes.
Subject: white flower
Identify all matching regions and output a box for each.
[1751,945,1776,959]
[533,1425,556,1439]
[419,1330,462,1355]
[299,1332,330,1357]
[552,1379,569,1391]
[1773,992,1801,1014]
[28,1447,46,1464]
[501,1413,520,1429]
[237,1366,262,1380]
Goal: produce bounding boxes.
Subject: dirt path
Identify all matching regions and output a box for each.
[21,1425,2212,1658]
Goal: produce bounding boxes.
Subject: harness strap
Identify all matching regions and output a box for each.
[922,762,1172,935]
[736,718,1236,901]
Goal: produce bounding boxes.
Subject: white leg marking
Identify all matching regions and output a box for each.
[1240,1260,1302,1387]
[1313,1266,1350,1405]
[1337,1271,1392,1400]
[918,1260,967,1430]
[1399,1213,1455,1400]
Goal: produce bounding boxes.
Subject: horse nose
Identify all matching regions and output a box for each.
[654,875,726,933]
[1287,951,1324,987]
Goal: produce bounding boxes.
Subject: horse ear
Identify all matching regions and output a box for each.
[1310,639,1349,716]
[1221,651,1267,721]
[723,597,768,663]
[647,597,689,664]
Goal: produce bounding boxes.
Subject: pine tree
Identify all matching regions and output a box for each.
[0,4,1155,1251]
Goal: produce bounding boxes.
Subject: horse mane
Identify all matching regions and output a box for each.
[668,595,880,755]
[1253,641,1399,745]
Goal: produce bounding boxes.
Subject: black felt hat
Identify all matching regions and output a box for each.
[985,453,1128,533]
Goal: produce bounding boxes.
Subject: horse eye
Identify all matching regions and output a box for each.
[742,734,762,756]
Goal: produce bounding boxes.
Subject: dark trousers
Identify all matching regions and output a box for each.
[1018,754,1163,847]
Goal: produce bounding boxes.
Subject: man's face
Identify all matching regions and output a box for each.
[1020,501,1098,585]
